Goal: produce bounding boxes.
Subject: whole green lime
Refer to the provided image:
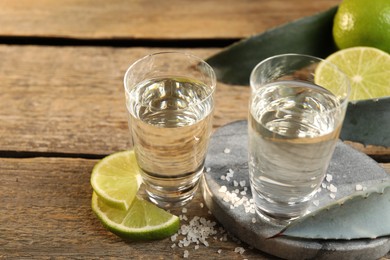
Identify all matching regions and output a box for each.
[333,0,390,53]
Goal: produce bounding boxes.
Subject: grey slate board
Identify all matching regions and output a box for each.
[202,120,390,260]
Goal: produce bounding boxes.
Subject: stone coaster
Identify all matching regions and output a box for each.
[202,120,390,260]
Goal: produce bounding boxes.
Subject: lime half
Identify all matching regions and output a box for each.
[92,192,180,240]
[91,150,142,210]
[315,47,390,101]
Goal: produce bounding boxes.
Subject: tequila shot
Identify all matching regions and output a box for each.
[248,54,350,225]
[124,52,216,208]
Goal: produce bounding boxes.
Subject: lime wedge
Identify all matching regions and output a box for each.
[92,192,180,240]
[90,150,142,210]
[315,47,390,101]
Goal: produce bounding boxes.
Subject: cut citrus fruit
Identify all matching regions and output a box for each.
[90,150,142,210]
[315,47,390,101]
[92,192,180,240]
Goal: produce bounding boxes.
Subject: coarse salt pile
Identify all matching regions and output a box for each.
[171,216,249,258]
[170,147,257,258]
[170,206,250,258]
[217,166,257,216]
[171,210,233,258]
[171,215,219,248]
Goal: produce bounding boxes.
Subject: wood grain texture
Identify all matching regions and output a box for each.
[0,0,340,39]
[0,45,249,155]
[0,159,388,258]
[1,45,387,158]
[0,0,388,258]
[0,157,272,259]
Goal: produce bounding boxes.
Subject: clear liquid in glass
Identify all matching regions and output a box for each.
[127,76,214,207]
[248,80,342,223]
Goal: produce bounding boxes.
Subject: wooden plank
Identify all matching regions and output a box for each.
[0,0,340,39]
[1,45,388,159]
[0,157,271,259]
[0,45,249,155]
[0,158,389,258]
[0,45,388,157]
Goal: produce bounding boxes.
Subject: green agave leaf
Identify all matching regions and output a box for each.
[341,97,390,147]
[206,6,338,86]
[278,180,390,240]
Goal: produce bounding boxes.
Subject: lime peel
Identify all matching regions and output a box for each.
[333,0,390,53]
[90,150,142,210]
[90,150,180,241]
[92,192,180,240]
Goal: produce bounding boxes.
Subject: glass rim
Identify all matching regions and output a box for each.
[123,51,217,105]
[249,53,351,109]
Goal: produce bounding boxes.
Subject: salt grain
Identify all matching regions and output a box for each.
[200,203,204,208]
[234,247,245,254]
[329,184,337,193]
[330,193,336,199]
[224,148,231,154]
[221,234,228,241]
[326,174,333,182]
[355,184,363,191]
[239,180,246,187]
[321,183,327,188]
[251,217,256,223]
[219,186,227,193]
[218,249,222,254]
[183,250,189,258]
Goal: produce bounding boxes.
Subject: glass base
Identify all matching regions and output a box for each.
[251,187,310,226]
[255,208,300,227]
[141,168,203,208]
[146,184,199,208]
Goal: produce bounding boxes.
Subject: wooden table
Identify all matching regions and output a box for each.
[1,1,388,259]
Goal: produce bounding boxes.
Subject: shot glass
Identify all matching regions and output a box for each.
[124,52,216,208]
[248,54,350,225]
